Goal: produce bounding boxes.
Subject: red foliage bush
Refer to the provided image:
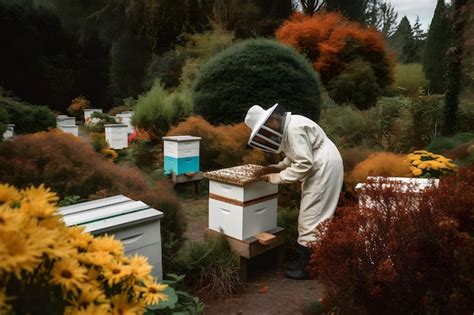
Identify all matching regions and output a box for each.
[309,167,474,314]
[0,130,185,258]
[276,12,393,107]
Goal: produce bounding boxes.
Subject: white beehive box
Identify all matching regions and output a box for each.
[162,136,201,175]
[84,108,103,121]
[105,124,128,149]
[58,124,79,137]
[57,116,76,126]
[205,165,279,240]
[2,124,15,140]
[116,111,134,134]
[59,195,164,280]
[355,176,439,210]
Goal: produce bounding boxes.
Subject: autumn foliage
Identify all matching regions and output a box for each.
[276,12,393,108]
[166,116,269,171]
[0,130,185,257]
[309,167,474,314]
[67,96,90,118]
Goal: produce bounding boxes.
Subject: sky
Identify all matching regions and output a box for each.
[389,0,440,31]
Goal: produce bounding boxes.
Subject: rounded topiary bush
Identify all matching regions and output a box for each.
[193,39,323,125]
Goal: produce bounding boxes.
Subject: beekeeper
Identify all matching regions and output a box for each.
[244,103,343,280]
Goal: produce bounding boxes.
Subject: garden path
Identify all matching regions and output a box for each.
[180,197,325,315]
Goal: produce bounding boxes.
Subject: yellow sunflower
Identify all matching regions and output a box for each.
[21,184,58,204]
[127,254,153,281]
[111,294,144,315]
[88,235,124,256]
[140,281,168,305]
[67,227,94,250]
[65,303,110,315]
[50,258,87,294]
[102,261,132,287]
[70,283,106,309]
[0,204,26,232]
[19,199,57,220]
[0,288,12,313]
[78,251,114,267]
[0,184,21,205]
[0,227,52,278]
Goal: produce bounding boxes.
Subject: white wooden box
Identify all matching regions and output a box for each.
[209,180,278,202]
[163,136,200,158]
[105,124,128,149]
[59,195,164,280]
[58,124,79,137]
[356,176,439,210]
[84,108,102,121]
[116,111,134,134]
[57,116,76,126]
[208,198,277,240]
[2,124,15,140]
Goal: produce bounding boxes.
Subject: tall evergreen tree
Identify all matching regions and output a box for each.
[325,0,368,23]
[412,16,426,62]
[389,16,417,63]
[443,0,468,135]
[423,0,451,93]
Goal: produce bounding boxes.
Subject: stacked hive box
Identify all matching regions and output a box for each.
[355,176,439,210]
[57,116,78,136]
[2,124,15,140]
[84,108,102,121]
[162,136,201,175]
[59,195,164,280]
[115,111,134,134]
[105,124,128,149]
[205,165,279,240]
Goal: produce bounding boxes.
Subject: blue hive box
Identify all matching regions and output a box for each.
[163,135,201,175]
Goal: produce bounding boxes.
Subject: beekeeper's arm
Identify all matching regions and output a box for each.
[271,157,291,170]
[279,130,314,183]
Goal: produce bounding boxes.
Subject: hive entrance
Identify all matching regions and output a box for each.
[204,164,280,186]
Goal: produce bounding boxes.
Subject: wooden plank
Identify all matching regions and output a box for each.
[205,227,285,259]
[255,232,276,245]
[171,172,204,184]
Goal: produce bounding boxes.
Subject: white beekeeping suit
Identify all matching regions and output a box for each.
[245,103,343,279]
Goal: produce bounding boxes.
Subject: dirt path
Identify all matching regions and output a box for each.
[180,196,325,315]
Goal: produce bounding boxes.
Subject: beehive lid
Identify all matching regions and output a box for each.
[162,135,201,142]
[205,164,277,186]
[355,176,439,193]
[104,124,128,128]
[84,108,102,112]
[59,195,163,233]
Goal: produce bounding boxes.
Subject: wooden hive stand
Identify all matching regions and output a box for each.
[205,227,286,281]
[170,172,204,196]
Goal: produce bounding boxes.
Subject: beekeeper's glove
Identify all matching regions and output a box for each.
[262,173,282,185]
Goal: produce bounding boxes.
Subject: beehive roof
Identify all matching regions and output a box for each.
[204,164,278,186]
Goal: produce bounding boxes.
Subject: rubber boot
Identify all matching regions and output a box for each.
[284,244,311,279]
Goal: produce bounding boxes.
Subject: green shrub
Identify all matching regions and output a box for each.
[173,236,243,297]
[156,274,205,314]
[458,99,474,132]
[0,93,55,134]
[0,130,186,262]
[363,97,409,151]
[89,132,108,152]
[193,39,323,124]
[328,59,381,109]
[277,207,299,250]
[319,105,365,149]
[393,63,430,95]
[132,80,193,141]
[398,95,444,151]
[85,112,116,133]
[0,107,8,139]
[426,132,474,153]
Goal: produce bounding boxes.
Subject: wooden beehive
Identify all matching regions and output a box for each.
[205,164,279,240]
[84,108,102,121]
[115,111,134,134]
[57,116,76,126]
[162,135,201,175]
[2,124,15,140]
[355,176,439,210]
[58,124,79,137]
[105,124,128,149]
[59,195,164,280]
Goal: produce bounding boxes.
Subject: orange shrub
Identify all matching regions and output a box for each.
[166,116,271,171]
[67,96,90,118]
[276,12,393,106]
[0,130,185,259]
[348,152,410,189]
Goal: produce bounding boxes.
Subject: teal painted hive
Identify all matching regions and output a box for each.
[163,135,201,175]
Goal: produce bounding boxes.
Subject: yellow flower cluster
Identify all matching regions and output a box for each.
[0,183,167,314]
[100,148,119,160]
[406,150,458,178]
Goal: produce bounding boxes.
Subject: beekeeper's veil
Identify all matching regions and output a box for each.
[244,103,289,153]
